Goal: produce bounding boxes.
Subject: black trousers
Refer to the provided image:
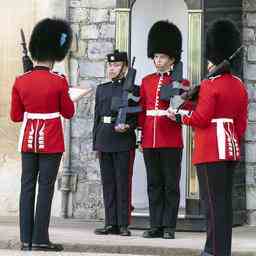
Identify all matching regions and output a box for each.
[99,150,134,226]
[20,153,62,244]
[196,162,236,256]
[143,148,182,229]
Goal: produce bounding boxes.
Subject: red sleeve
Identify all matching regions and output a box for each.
[180,100,196,111]
[10,79,25,122]
[138,79,146,128]
[182,80,216,128]
[234,87,248,141]
[60,78,75,119]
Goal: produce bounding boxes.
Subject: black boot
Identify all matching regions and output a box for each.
[142,227,163,238]
[200,251,214,256]
[31,242,63,251]
[163,228,175,239]
[94,225,120,235]
[20,242,31,251]
[119,226,131,236]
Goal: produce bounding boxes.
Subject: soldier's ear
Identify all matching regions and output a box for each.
[169,57,175,65]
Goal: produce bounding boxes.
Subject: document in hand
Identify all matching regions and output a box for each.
[69,87,92,102]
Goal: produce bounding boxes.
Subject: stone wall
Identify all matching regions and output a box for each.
[243,0,256,225]
[68,0,116,219]
[0,0,67,217]
[66,0,256,224]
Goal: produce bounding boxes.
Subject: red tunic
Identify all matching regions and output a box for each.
[139,72,189,149]
[182,73,248,164]
[10,66,75,153]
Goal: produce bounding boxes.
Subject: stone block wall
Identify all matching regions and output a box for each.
[68,0,116,219]
[243,0,256,225]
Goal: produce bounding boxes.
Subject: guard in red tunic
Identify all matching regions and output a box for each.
[168,20,248,256]
[139,21,189,239]
[10,18,74,251]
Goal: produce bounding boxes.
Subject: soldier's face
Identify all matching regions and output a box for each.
[107,61,127,80]
[154,54,175,72]
[207,61,215,72]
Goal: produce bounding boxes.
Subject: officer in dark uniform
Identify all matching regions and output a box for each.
[93,50,138,236]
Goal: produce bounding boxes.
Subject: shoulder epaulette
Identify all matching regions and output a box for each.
[232,75,242,82]
[208,75,222,81]
[17,70,32,78]
[50,71,66,79]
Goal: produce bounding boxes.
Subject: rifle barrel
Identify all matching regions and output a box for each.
[228,45,243,61]
[20,29,28,54]
[132,57,136,67]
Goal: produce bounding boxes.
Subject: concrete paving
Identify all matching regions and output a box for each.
[0,217,256,256]
[0,251,154,256]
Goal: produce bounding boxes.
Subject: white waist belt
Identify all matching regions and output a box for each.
[18,112,60,152]
[146,110,167,116]
[26,112,60,119]
[211,118,233,160]
[146,109,191,117]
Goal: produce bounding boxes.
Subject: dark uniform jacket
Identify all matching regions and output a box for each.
[93,78,139,152]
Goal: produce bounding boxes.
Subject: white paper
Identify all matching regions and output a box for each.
[69,87,92,102]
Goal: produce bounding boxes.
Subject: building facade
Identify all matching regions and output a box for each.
[0,0,256,227]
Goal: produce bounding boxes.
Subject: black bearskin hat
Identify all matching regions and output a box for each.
[147,20,182,63]
[29,18,73,62]
[206,19,241,65]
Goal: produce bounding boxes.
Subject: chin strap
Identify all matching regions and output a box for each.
[112,62,126,81]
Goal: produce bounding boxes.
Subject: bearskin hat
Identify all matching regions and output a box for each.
[206,19,241,65]
[29,18,73,62]
[147,20,182,63]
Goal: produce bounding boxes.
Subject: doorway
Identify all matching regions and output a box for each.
[130,0,190,217]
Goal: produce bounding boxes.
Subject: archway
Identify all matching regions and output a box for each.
[131,0,189,213]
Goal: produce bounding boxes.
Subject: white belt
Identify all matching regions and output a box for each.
[18,112,60,152]
[146,110,167,116]
[26,112,60,119]
[211,118,233,160]
[146,109,191,117]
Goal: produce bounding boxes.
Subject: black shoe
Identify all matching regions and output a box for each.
[119,226,131,236]
[142,227,163,238]
[31,242,63,251]
[94,225,120,235]
[20,242,31,251]
[200,252,214,256]
[163,228,175,239]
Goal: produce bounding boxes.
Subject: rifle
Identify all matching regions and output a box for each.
[20,29,33,72]
[181,46,244,102]
[159,61,184,100]
[111,57,142,128]
[159,61,186,109]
